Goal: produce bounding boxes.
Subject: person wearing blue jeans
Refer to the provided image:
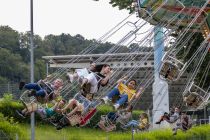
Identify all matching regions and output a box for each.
[124,120,139,128]
[107,112,119,122]
[107,88,128,107]
[102,77,141,110]
[19,78,63,98]
[24,83,46,97]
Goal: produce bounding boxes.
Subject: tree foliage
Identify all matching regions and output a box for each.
[109,0,133,13]
[0,26,116,83]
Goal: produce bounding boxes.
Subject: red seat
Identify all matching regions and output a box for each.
[80,108,97,126]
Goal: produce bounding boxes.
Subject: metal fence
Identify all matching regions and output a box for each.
[0,83,21,100]
[0,130,9,140]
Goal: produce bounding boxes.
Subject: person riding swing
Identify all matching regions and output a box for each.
[101,76,142,110]
[66,63,112,100]
[19,77,63,103]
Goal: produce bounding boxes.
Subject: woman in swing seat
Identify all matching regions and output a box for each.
[66,63,112,98]
[19,78,63,102]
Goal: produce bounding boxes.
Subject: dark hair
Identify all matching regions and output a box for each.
[127,79,137,88]
[102,64,110,68]
[127,105,133,111]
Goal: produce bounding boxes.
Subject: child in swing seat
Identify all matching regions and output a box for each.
[98,104,133,132]
[122,112,149,131]
[56,98,96,130]
[101,76,142,110]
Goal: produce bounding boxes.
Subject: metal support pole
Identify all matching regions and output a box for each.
[30,0,35,140]
[152,26,169,128]
[204,106,207,119]
[46,62,49,76]
[131,125,134,140]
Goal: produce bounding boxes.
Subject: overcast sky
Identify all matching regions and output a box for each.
[0,0,139,42]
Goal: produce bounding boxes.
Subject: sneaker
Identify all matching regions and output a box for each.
[173,131,177,135]
[66,73,73,83]
[101,96,109,104]
[121,125,127,130]
[155,121,161,124]
[16,110,26,119]
[56,125,63,130]
[19,82,25,90]
[113,104,120,110]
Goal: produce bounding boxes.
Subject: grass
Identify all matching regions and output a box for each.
[16,124,210,140]
[19,124,109,140]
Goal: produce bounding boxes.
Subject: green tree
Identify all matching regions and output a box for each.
[110,0,133,12]
[0,48,29,83]
[0,26,20,53]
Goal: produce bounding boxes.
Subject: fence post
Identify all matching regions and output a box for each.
[209,116,210,124]
[131,125,134,140]
[16,133,18,140]
[7,82,10,93]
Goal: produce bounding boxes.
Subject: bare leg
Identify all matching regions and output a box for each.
[80,78,88,88]
[62,99,77,112]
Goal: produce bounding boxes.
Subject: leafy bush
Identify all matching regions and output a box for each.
[18,124,210,140]
[0,94,25,122]
[0,113,26,140]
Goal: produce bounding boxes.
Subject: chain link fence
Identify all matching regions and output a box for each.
[0,130,10,140]
[0,83,21,100]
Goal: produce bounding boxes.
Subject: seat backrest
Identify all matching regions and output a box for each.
[80,108,97,126]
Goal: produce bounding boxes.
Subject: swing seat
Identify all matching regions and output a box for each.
[56,116,71,130]
[184,92,205,108]
[74,92,92,108]
[80,108,97,126]
[25,102,38,113]
[44,114,63,126]
[183,83,210,109]
[159,54,185,81]
[159,61,180,81]
[37,80,55,103]
[80,83,93,101]
[67,114,82,126]
[98,115,116,132]
[20,90,36,105]
[134,124,150,133]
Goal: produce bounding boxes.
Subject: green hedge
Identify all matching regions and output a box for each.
[0,113,26,140]
[0,94,25,121]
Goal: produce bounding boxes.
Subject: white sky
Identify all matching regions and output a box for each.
[0,0,139,42]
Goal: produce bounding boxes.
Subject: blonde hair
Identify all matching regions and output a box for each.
[55,78,63,86]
